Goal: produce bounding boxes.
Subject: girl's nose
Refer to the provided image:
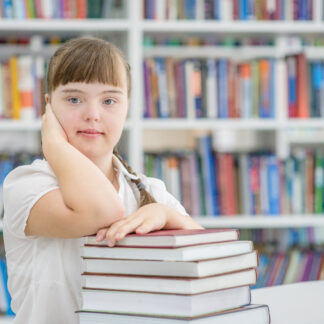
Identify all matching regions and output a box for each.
[83,103,101,122]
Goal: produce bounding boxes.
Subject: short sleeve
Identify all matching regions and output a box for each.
[3,159,59,239]
[141,175,189,216]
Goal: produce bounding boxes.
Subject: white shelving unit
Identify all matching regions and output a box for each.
[0,1,324,320]
[1,0,324,226]
[196,216,324,229]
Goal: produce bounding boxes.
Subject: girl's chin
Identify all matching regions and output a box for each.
[77,147,112,160]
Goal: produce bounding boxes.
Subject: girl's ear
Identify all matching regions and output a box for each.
[44,93,50,104]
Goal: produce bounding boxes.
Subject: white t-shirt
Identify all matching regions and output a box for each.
[3,156,188,324]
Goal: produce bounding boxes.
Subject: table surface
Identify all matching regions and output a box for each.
[251,280,324,324]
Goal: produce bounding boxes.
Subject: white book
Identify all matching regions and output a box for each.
[275,58,287,121]
[18,56,35,120]
[81,285,251,317]
[12,0,26,19]
[82,251,258,277]
[266,0,276,16]
[313,0,323,22]
[41,0,54,19]
[155,0,166,20]
[78,304,270,324]
[195,0,205,20]
[167,0,178,20]
[206,59,218,118]
[220,0,233,21]
[285,0,294,21]
[283,250,301,284]
[82,268,257,295]
[239,154,250,215]
[82,240,253,261]
[241,73,252,118]
[167,157,182,202]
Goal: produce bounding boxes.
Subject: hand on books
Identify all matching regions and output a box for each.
[95,203,203,247]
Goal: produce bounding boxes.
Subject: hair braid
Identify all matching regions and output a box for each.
[113,148,157,208]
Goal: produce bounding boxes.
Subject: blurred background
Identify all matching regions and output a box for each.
[0,0,324,320]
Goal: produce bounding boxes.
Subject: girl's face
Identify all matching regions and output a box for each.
[48,80,128,161]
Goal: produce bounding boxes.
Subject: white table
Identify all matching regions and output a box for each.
[251,281,324,324]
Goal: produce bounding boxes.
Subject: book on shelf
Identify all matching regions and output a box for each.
[285,52,324,118]
[1,0,124,19]
[82,240,254,261]
[143,57,275,119]
[78,304,270,324]
[81,285,251,317]
[81,268,257,294]
[0,54,45,120]
[144,144,324,216]
[85,228,239,247]
[253,249,324,289]
[143,0,313,21]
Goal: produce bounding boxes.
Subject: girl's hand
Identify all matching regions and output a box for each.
[95,203,203,247]
[42,104,68,158]
[42,103,68,142]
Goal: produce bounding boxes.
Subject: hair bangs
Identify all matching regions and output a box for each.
[47,37,131,96]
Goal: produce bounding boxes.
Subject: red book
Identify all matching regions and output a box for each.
[228,61,237,118]
[296,53,310,118]
[35,0,43,18]
[85,228,239,248]
[76,0,87,18]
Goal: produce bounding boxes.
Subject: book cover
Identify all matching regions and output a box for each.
[81,268,257,295]
[81,285,251,317]
[82,250,258,278]
[77,304,270,324]
[85,228,239,247]
[82,240,253,261]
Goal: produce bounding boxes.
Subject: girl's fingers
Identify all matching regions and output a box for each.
[105,216,144,247]
[95,228,108,242]
[136,217,164,235]
[113,217,145,242]
[104,219,127,246]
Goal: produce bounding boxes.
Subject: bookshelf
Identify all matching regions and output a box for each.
[0,2,323,317]
[1,0,324,224]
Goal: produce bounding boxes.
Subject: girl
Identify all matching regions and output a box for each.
[3,37,203,324]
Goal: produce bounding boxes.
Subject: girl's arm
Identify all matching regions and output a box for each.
[96,202,204,247]
[25,104,124,238]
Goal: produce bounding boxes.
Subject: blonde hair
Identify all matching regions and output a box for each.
[46,36,156,208]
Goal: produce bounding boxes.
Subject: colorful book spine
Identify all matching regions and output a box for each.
[143,0,313,20]
[143,57,275,119]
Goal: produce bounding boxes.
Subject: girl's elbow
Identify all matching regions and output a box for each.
[98,200,125,226]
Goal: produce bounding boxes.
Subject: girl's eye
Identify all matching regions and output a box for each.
[104,98,116,105]
[68,97,81,104]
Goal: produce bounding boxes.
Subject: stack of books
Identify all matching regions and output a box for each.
[77,228,270,323]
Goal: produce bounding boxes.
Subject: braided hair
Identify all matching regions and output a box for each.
[113,148,157,208]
